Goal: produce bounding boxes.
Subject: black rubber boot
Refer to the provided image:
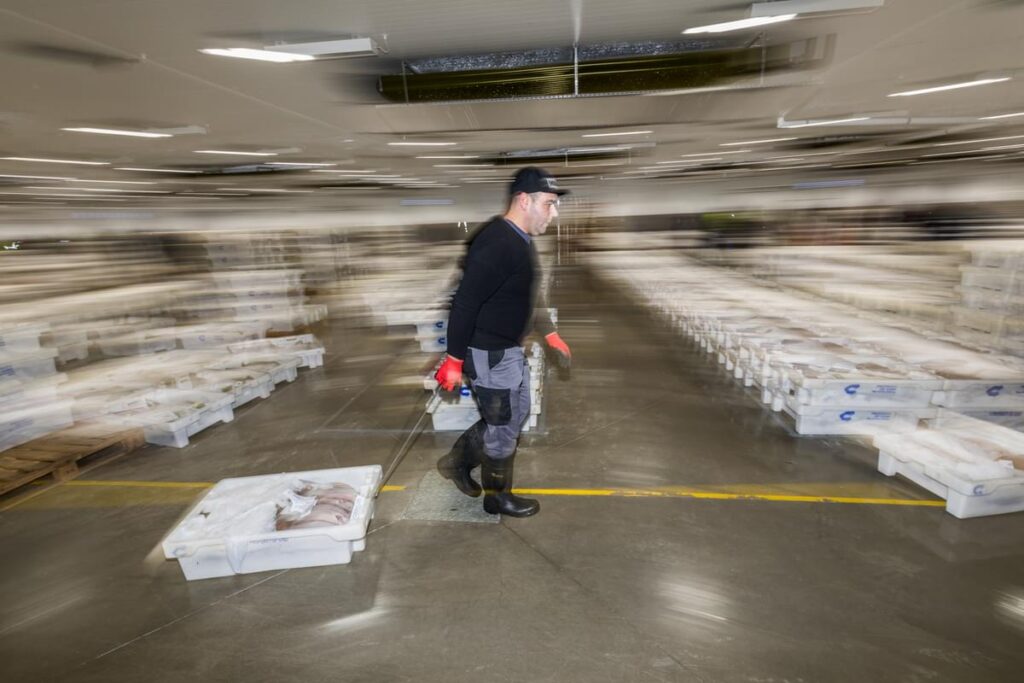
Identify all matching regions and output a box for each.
[436,421,484,497]
[481,452,539,518]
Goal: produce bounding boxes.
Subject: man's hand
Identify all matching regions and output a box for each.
[544,332,571,368]
[435,356,464,391]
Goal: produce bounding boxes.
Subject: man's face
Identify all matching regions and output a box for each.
[525,192,560,235]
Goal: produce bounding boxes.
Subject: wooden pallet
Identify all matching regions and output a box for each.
[0,423,146,498]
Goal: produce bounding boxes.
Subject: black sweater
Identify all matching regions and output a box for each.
[445,217,554,360]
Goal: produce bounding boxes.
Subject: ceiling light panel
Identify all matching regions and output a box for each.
[61,127,172,138]
[199,48,314,63]
[888,77,1011,97]
[194,150,278,156]
[2,157,108,165]
[684,15,796,35]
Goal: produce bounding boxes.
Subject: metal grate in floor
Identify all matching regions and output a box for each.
[400,470,499,523]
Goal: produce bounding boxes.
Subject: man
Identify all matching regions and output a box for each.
[434,167,572,518]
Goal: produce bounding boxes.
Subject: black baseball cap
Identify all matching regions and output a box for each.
[509,166,569,196]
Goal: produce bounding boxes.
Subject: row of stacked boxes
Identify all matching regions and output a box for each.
[1,322,325,452]
[588,249,1024,517]
[953,241,1024,355]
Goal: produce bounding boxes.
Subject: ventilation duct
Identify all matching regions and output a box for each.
[378,37,833,103]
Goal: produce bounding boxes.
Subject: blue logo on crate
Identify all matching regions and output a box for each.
[973,484,986,496]
[434,321,444,329]
[844,384,860,396]
[459,387,471,397]
[987,385,1004,397]
[438,337,446,346]
[839,411,856,421]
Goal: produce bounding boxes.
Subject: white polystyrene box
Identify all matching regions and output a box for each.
[163,465,381,580]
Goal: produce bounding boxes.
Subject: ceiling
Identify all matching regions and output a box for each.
[0,0,1022,218]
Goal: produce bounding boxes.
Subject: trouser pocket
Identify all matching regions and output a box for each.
[475,386,512,425]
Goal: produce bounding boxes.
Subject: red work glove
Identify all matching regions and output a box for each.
[435,356,464,391]
[545,332,572,368]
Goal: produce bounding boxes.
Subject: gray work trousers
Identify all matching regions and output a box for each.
[464,346,531,459]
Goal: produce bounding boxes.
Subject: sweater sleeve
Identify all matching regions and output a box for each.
[444,243,511,360]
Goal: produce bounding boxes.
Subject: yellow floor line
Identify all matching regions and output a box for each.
[2,479,944,511]
[514,488,945,507]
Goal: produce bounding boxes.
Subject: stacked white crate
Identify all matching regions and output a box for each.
[0,323,74,453]
[589,252,934,435]
[425,343,545,433]
[60,335,325,448]
[588,248,1024,515]
[953,241,1024,355]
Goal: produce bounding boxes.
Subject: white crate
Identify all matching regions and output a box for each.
[98,329,179,357]
[0,323,48,353]
[0,348,58,383]
[419,334,447,353]
[959,409,1024,431]
[960,266,1024,294]
[227,334,324,369]
[103,388,235,448]
[933,380,1024,408]
[162,465,381,580]
[876,417,1024,518]
[783,403,935,436]
[209,355,300,386]
[429,401,481,431]
[193,369,274,409]
[959,286,1024,315]
[0,399,74,453]
[415,319,448,337]
[177,323,266,350]
[787,373,941,409]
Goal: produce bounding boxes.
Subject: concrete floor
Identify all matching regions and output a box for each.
[2,266,1024,682]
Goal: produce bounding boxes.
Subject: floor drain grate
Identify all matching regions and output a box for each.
[400,470,499,523]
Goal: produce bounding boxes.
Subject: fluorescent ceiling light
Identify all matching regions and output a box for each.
[750,0,885,17]
[199,48,314,63]
[980,112,1024,120]
[265,162,337,167]
[433,164,494,168]
[565,145,634,154]
[779,116,870,128]
[311,169,378,173]
[219,188,314,193]
[115,167,197,174]
[24,186,170,194]
[888,77,1010,97]
[684,15,796,34]
[0,173,75,181]
[416,155,480,159]
[67,179,156,185]
[581,130,653,138]
[267,37,379,59]
[194,150,278,157]
[657,159,717,164]
[721,137,798,146]
[1,156,108,166]
[681,150,750,157]
[388,142,457,147]
[61,127,172,139]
